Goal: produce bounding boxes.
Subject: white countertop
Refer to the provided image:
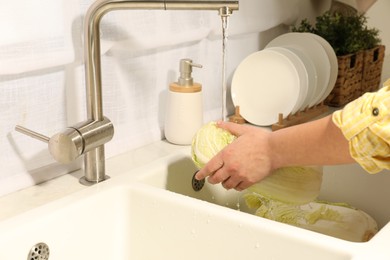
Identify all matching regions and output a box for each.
[0,140,187,221]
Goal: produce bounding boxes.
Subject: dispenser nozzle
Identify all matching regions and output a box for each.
[178,59,203,86]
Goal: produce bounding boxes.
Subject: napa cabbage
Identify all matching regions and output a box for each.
[191,121,236,169]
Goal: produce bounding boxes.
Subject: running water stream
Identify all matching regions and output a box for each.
[221,15,229,121]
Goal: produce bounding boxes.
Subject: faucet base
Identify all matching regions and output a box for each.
[79,175,110,186]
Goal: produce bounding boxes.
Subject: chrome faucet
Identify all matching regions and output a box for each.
[15,0,239,185]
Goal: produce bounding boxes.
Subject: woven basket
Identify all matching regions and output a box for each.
[325,51,364,106]
[325,45,385,107]
[361,45,386,93]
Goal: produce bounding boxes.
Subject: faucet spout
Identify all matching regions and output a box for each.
[165,0,238,11]
[82,0,239,185]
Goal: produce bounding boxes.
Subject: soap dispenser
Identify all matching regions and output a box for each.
[165,58,203,145]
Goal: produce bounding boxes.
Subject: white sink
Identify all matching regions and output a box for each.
[0,148,389,259]
[136,154,250,212]
[0,183,352,260]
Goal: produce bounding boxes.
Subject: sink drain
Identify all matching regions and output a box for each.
[192,171,205,191]
[27,242,50,260]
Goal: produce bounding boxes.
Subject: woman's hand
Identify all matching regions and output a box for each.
[194,114,354,191]
[195,121,274,191]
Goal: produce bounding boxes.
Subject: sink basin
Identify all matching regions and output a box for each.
[137,154,250,212]
[0,182,353,260]
[0,148,389,259]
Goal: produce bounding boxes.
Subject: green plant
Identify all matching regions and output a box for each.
[293,11,381,56]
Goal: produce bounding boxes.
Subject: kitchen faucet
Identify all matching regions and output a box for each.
[15,0,239,185]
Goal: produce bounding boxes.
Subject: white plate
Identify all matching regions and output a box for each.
[308,33,338,103]
[231,48,307,126]
[268,47,309,114]
[266,32,331,107]
[282,46,317,110]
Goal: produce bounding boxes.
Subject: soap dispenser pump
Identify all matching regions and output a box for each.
[165,59,204,145]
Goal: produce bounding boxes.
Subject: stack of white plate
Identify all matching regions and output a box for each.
[231,32,338,126]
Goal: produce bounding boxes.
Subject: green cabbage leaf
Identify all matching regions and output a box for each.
[191,122,236,169]
[244,193,378,242]
[247,166,323,205]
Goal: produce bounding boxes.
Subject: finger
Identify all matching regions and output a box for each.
[216,121,249,137]
[194,168,210,181]
[208,169,230,185]
[195,157,224,180]
[235,181,252,191]
[222,176,241,190]
[234,181,246,192]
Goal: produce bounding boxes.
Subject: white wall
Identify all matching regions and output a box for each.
[366,0,390,84]
[0,0,305,196]
[1,0,387,197]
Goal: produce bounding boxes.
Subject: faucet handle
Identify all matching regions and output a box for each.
[15,125,83,164]
[15,125,50,143]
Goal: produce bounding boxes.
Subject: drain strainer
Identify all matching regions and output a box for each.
[27,242,50,260]
[192,171,205,191]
